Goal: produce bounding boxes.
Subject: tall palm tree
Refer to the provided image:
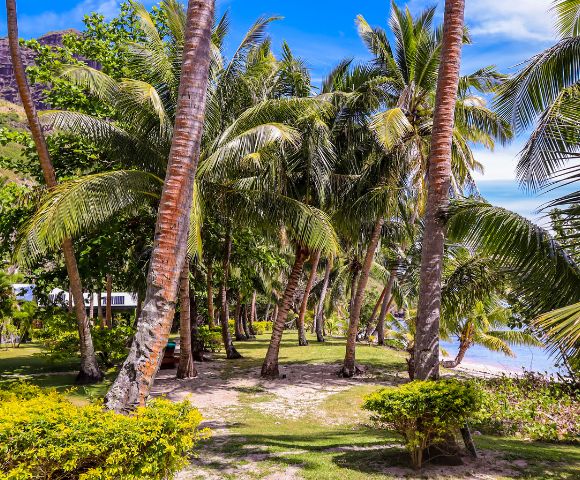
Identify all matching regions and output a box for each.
[5,0,103,384]
[177,259,196,378]
[104,0,216,412]
[331,1,509,377]
[413,0,466,380]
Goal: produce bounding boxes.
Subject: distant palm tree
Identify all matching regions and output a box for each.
[104,0,216,412]
[5,0,103,384]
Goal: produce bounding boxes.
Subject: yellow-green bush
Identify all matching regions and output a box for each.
[0,383,208,479]
[362,380,481,469]
[252,321,272,335]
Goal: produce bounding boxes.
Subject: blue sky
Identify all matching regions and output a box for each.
[0,0,563,221]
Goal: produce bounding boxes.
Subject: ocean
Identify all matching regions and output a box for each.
[442,179,576,375]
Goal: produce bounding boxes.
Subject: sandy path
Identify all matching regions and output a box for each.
[152,359,534,480]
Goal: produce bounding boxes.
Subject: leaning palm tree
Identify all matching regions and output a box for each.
[439,247,541,368]
[104,0,216,412]
[5,0,103,384]
[331,1,510,377]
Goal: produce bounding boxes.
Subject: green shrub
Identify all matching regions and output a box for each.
[198,326,222,352]
[471,372,579,443]
[252,321,272,335]
[0,383,209,479]
[37,313,134,368]
[362,380,481,469]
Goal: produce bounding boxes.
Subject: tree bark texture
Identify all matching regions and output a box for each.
[105,274,112,328]
[177,262,197,379]
[104,0,215,412]
[206,262,215,328]
[261,247,308,378]
[414,0,465,381]
[5,0,103,384]
[297,250,320,346]
[249,290,257,336]
[341,217,384,377]
[315,256,332,342]
[220,230,242,359]
[377,267,397,345]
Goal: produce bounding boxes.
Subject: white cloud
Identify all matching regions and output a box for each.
[11,0,155,38]
[466,0,555,42]
[408,0,555,43]
[15,1,118,37]
[472,144,521,181]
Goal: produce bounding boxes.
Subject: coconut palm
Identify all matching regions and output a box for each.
[439,247,541,368]
[447,199,580,372]
[330,1,510,377]
[493,0,580,360]
[494,0,580,226]
[5,0,103,384]
[103,0,216,412]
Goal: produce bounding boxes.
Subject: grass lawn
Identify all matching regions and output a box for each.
[1,333,579,479]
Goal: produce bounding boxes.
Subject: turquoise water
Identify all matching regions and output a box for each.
[441,340,563,375]
[441,180,576,375]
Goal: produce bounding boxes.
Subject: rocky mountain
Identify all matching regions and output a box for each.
[0,29,81,110]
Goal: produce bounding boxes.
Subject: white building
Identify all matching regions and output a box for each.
[12,284,138,311]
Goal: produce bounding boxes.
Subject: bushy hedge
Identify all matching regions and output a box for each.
[0,383,208,479]
[472,372,579,443]
[198,325,223,352]
[363,380,481,469]
[252,321,272,335]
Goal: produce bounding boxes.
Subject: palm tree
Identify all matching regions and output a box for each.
[296,250,320,345]
[104,0,216,412]
[5,0,103,384]
[177,259,197,378]
[439,247,541,368]
[447,199,580,374]
[413,0,466,380]
[493,0,580,358]
[331,1,509,377]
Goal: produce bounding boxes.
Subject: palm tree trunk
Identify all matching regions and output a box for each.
[414,0,465,381]
[105,274,112,328]
[441,340,469,368]
[315,256,332,342]
[249,290,257,336]
[234,294,246,341]
[104,0,215,412]
[220,229,242,359]
[365,285,388,340]
[206,262,215,328]
[97,290,104,326]
[297,250,320,346]
[190,283,204,362]
[88,291,94,322]
[134,290,143,328]
[377,267,397,345]
[261,246,308,378]
[264,302,271,322]
[242,303,252,338]
[341,217,384,377]
[177,261,197,379]
[5,0,102,385]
